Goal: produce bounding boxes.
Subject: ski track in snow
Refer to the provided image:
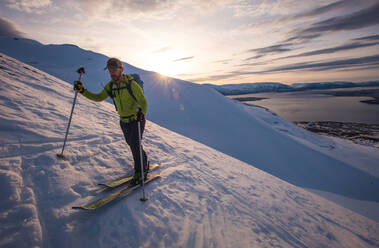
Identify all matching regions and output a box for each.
[0,53,379,247]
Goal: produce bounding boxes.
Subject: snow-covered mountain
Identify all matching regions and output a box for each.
[0,37,147,91]
[1,52,378,247]
[205,81,379,95]
[204,82,293,95]
[291,81,379,90]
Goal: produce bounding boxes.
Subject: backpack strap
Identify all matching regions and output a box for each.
[105,81,114,98]
[105,76,138,112]
[125,75,138,102]
[105,81,118,110]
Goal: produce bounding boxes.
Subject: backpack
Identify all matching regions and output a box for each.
[106,73,144,110]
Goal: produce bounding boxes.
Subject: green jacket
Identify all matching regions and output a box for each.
[82,74,147,122]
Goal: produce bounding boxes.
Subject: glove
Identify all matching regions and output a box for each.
[73,81,85,94]
[134,109,145,122]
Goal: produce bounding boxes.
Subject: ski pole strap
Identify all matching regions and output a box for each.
[120,114,136,123]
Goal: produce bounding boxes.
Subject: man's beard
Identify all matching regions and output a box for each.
[111,74,122,82]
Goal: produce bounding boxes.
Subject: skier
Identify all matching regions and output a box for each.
[73,58,148,184]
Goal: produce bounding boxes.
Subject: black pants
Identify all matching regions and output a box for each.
[120,119,148,174]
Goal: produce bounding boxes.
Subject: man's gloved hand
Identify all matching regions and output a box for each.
[134,109,145,122]
[73,81,85,94]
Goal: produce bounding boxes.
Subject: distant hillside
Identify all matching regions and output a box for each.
[205,81,379,95]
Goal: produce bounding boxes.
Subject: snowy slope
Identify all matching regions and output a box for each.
[1,38,379,220]
[1,53,379,248]
[0,37,147,93]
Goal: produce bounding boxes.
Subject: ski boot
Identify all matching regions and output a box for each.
[130,161,150,185]
[130,172,142,185]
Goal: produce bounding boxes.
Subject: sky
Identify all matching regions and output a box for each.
[0,0,379,85]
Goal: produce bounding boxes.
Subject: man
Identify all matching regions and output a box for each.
[73,58,148,184]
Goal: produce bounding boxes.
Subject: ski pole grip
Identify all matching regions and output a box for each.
[77,67,85,75]
[76,67,85,81]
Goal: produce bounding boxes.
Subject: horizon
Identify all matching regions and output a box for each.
[1,0,379,85]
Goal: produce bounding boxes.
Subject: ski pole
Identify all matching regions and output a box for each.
[137,108,148,201]
[57,67,85,159]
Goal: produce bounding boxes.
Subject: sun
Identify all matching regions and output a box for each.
[147,53,186,78]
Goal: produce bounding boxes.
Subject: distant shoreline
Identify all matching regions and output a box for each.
[295,121,379,148]
[232,96,268,101]
[240,101,379,148]
[209,81,379,96]
[315,88,379,105]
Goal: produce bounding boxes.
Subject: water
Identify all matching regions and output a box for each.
[230,86,379,124]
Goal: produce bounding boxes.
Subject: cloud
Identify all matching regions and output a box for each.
[283,0,358,21]
[263,54,379,73]
[5,0,52,13]
[244,43,294,61]
[247,44,293,54]
[173,56,194,62]
[240,39,379,69]
[213,59,234,65]
[353,34,379,41]
[237,61,268,67]
[280,42,379,60]
[76,0,232,21]
[187,72,238,83]
[244,55,263,61]
[262,2,379,56]
[0,17,25,37]
[234,0,362,31]
[214,59,230,64]
[292,2,379,38]
[229,0,320,18]
[189,54,379,82]
[75,0,180,21]
[151,46,172,53]
[177,73,198,77]
[283,33,323,44]
[111,0,179,17]
[251,0,374,28]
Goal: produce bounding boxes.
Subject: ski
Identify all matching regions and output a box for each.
[98,163,161,188]
[72,174,160,210]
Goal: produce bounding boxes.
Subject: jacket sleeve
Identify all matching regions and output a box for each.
[132,81,147,115]
[82,84,110,102]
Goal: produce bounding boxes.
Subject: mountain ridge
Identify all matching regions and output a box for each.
[205,81,379,95]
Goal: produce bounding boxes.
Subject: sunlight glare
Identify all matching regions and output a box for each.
[147,53,187,78]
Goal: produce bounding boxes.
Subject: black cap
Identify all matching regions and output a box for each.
[104,58,123,70]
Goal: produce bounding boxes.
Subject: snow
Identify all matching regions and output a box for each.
[1,39,378,206]
[204,82,293,95]
[0,42,379,247]
[0,37,145,93]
